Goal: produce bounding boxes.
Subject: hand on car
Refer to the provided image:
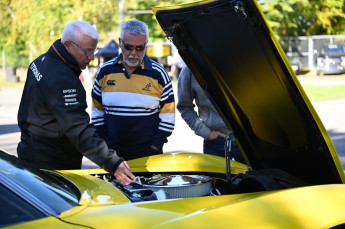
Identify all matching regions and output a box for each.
[207,130,227,140]
[114,161,136,185]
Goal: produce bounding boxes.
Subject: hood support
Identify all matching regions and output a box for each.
[225,133,234,183]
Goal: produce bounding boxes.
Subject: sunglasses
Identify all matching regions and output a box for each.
[120,38,147,52]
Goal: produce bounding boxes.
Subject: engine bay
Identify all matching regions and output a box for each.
[94,169,307,202]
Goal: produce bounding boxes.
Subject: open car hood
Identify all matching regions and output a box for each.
[154,0,345,185]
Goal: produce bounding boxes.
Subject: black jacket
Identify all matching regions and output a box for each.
[17,39,123,172]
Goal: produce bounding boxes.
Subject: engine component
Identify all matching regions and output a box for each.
[137,174,213,199]
[110,179,169,202]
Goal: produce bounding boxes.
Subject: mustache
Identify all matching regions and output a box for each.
[127,55,139,59]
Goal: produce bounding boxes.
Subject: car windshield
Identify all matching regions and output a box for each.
[0,150,80,215]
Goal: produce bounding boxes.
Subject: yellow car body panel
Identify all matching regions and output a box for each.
[54,170,131,206]
[9,185,344,229]
[6,217,85,229]
[128,152,249,174]
[62,153,248,175]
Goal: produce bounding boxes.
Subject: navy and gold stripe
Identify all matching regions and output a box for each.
[91,54,175,154]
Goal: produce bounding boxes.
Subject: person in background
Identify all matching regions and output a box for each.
[177,66,245,163]
[91,19,175,160]
[169,49,185,81]
[17,20,135,185]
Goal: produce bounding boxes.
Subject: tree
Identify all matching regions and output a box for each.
[125,0,196,42]
[0,0,122,67]
[1,0,344,68]
[0,0,194,67]
[260,0,345,37]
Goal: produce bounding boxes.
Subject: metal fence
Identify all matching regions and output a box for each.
[280,34,345,72]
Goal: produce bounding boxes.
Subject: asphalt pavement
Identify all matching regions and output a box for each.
[1,75,345,169]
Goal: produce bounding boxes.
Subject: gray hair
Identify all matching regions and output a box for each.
[61,20,99,43]
[120,19,148,39]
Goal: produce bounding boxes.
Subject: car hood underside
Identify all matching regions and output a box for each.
[154,0,345,185]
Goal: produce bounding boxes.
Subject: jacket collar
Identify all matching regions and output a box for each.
[49,39,82,76]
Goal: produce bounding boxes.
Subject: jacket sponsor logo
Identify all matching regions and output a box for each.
[63,93,77,98]
[142,83,151,91]
[30,62,43,81]
[63,89,76,93]
[107,80,116,85]
[63,88,79,106]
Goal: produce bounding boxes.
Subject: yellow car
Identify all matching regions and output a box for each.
[2,0,345,228]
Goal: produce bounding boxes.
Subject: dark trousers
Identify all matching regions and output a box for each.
[203,137,245,163]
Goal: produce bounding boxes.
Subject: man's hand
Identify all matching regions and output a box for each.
[207,130,227,140]
[114,161,136,185]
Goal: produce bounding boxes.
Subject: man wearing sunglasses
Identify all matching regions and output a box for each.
[92,19,175,160]
[17,20,135,185]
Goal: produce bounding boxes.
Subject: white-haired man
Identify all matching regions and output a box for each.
[17,20,135,185]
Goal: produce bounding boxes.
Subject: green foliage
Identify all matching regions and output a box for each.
[260,0,345,37]
[0,0,344,67]
[125,0,196,42]
[0,0,122,67]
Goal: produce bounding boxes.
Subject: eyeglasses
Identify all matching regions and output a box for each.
[120,38,146,52]
[69,40,99,57]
